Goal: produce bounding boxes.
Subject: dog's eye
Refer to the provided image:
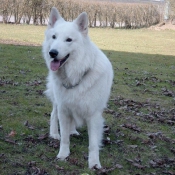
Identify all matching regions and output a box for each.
[52,35,56,39]
[66,38,72,42]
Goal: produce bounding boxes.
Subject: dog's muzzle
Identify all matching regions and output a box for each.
[49,49,70,71]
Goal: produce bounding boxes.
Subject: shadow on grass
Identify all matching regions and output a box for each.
[103,49,175,106]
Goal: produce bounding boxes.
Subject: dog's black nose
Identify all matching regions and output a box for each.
[49,49,58,58]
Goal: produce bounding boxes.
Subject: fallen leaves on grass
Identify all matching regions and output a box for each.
[8,130,17,137]
[132,163,145,169]
[103,125,113,145]
[170,148,175,154]
[66,157,84,167]
[109,96,175,129]
[24,135,37,144]
[25,80,43,86]
[96,164,123,175]
[121,123,141,132]
[55,165,64,171]
[1,93,175,174]
[5,138,17,145]
[126,158,146,170]
[27,161,48,175]
[103,136,112,145]
[149,157,175,168]
[104,108,116,115]
[163,171,175,175]
[48,139,59,148]
[162,88,174,97]
[103,125,110,134]
[28,161,37,167]
[37,133,49,140]
[0,78,19,86]
[24,120,35,130]
[146,132,175,143]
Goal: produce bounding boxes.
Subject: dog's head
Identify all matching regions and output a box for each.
[43,7,89,72]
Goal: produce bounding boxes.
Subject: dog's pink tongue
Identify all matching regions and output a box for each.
[50,60,60,71]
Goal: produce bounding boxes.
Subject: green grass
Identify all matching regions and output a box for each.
[0,24,175,55]
[0,24,175,175]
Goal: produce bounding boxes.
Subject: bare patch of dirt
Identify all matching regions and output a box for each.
[0,39,40,46]
[149,21,175,31]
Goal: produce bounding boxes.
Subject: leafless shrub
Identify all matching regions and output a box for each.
[169,0,175,21]
[0,0,164,28]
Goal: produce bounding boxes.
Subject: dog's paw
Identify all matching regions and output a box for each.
[57,143,70,160]
[50,133,60,140]
[57,152,69,160]
[89,159,101,169]
[89,163,101,169]
[70,130,80,136]
[90,164,102,170]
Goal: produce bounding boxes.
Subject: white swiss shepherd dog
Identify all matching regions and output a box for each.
[42,7,113,169]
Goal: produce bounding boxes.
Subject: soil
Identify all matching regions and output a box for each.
[0,39,40,46]
[149,21,175,31]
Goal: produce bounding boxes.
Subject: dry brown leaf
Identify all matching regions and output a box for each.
[8,130,17,137]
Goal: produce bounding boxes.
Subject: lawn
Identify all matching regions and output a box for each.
[0,24,175,175]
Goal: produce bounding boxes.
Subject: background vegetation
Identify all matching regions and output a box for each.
[0,24,175,174]
[0,0,167,28]
[169,0,175,20]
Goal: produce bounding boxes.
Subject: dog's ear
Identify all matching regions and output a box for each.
[48,7,62,28]
[75,12,88,36]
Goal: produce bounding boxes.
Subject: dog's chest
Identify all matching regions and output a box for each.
[61,92,88,126]
[52,72,96,120]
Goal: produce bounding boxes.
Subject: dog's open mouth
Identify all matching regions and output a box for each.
[50,54,69,71]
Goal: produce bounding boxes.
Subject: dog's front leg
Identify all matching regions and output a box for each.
[50,104,60,140]
[87,112,104,169]
[57,114,71,160]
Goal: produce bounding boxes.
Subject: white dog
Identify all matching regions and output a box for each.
[42,7,113,169]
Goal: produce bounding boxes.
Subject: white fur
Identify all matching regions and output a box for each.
[42,7,113,169]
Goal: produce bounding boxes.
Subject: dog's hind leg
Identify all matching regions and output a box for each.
[50,104,60,140]
[57,114,71,160]
[70,119,79,136]
[87,112,104,169]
